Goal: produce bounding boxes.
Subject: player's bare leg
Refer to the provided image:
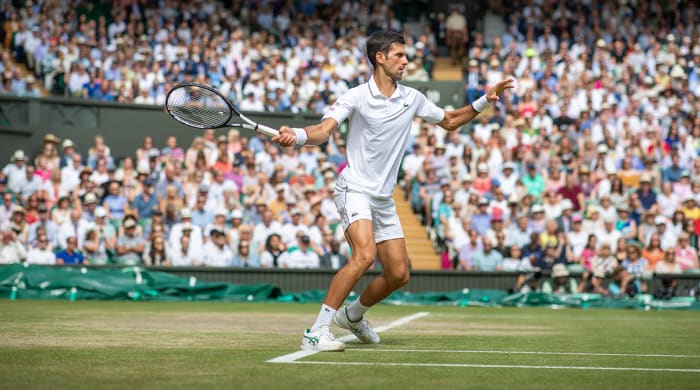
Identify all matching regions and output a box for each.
[332,235,409,344]
[301,220,376,351]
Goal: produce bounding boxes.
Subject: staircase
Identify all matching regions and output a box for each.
[393,188,441,270]
[432,57,463,81]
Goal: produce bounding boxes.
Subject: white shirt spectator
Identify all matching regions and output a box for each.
[0,236,27,263]
[202,241,233,267]
[26,247,56,264]
[252,220,283,251]
[2,162,27,194]
[281,247,320,269]
[282,222,310,248]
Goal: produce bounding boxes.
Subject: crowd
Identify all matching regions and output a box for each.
[1,1,700,298]
[403,0,700,298]
[0,0,435,113]
[0,130,352,270]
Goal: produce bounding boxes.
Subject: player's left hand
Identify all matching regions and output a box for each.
[486,79,515,103]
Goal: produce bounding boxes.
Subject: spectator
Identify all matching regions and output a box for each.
[281,234,319,269]
[231,239,260,268]
[0,228,25,263]
[56,236,86,265]
[170,232,199,267]
[541,264,578,295]
[655,249,682,274]
[260,233,286,268]
[142,234,170,266]
[26,233,55,265]
[472,237,503,271]
[27,203,58,248]
[320,240,348,270]
[115,217,145,265]
[2,150,27,194]
[202,229,233,267]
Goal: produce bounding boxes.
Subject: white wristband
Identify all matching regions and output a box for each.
[293,127,308,146]
[471,95,489,113]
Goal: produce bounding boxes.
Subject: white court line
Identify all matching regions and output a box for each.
[291,361,700,373]
[267,312,429,364]
[347,349,700,359]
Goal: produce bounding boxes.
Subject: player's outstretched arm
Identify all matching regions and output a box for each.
[271,118,339,148]
[437,78,515,131]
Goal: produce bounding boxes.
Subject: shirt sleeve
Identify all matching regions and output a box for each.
[414,92,445,124]
[322,91,354,125]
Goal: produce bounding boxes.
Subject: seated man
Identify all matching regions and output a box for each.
[56,236,86,265]
[541,264,578,294]
[115,217,145,265]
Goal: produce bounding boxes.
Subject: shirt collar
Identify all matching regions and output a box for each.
[368,75,404,100]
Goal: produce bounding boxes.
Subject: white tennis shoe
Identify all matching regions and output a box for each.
[300,326,345,352]
[333,306,381,344]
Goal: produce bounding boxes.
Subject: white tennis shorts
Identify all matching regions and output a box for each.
[334,185,404,243]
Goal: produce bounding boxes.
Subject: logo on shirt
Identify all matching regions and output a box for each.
[351,212,358,217]
[403,102,409,108]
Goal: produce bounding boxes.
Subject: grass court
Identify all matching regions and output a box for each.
[1,301,699,389]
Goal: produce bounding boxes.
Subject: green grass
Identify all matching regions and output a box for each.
[1,301,699,389]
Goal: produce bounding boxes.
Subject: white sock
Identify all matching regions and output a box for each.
[311,304,336,331]
[346,298,370,322]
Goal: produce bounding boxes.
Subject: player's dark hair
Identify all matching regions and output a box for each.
[365,30,405,68]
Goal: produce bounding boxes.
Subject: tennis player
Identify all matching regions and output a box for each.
[272,31,514,351]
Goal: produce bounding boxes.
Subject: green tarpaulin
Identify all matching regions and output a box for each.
[1,264,699,310]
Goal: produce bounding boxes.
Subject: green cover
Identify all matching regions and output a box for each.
[0,264,281,302]
[1,265,699,310]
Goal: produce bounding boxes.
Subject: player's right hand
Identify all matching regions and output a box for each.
[272,126,297,147]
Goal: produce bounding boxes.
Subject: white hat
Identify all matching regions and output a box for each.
[551,264,570,278]
[560,199,574,210]
[181,222,193,231]
[62,139,75,148]
[123,218,136,228]
[275,183,285,192]
[94,206,107,218]
[597,144,608,153]
[462,173,473,182]
[84,193,98,204]
[477,163,488,173]
[214,208,228,217]
[180,208,192,218]
[531,204,544,214]
[655,216,666,225]
[231,209,243,219]
[12,150,26,161]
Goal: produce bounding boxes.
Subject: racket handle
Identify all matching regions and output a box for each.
[255,123,279,137]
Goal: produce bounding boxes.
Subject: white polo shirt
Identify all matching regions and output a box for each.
[323,76,444,198]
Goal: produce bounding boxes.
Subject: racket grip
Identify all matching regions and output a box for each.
[255,123,279,137]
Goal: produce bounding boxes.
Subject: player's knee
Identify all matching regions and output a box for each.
[385,264,410,289]
[350,249,377,271]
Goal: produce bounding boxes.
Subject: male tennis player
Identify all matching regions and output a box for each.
[272,31,514,351]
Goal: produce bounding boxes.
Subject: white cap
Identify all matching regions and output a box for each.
[231,209,243,219]
[12,150,26,161]
[214,208,228,217]
[655,216,666,225]
[180,208,192,218]
[560,199,574,210]
[531,204,544,213]
[84,193,98,204]
[94,206,107,218]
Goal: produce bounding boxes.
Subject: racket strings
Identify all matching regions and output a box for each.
[166,86,231,128]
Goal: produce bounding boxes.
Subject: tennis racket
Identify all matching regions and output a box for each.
[165,82,279,137]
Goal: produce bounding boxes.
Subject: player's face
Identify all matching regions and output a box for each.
[381,43,408,81]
